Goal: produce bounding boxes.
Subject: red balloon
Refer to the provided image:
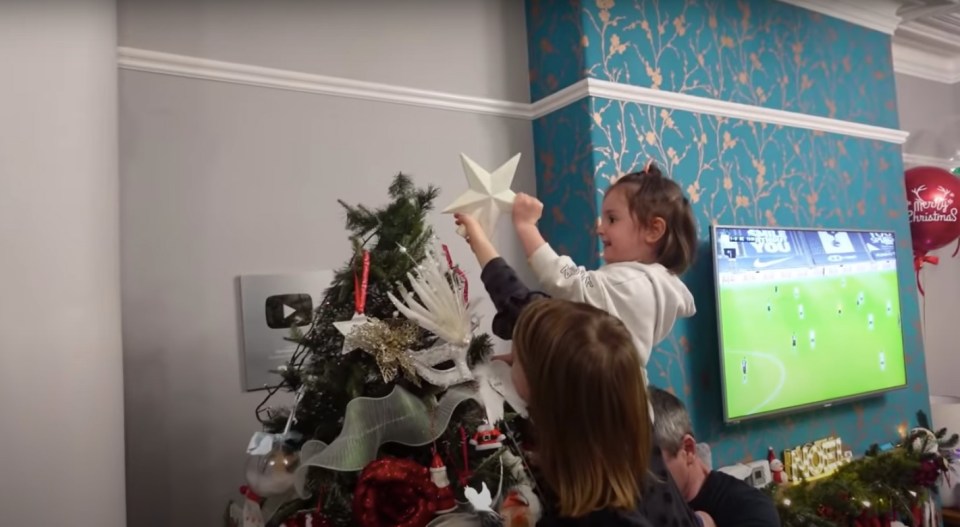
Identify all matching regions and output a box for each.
[905,166,960,254]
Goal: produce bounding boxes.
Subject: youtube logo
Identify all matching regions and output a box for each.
[239,270,334,391]
[264,293,313,329]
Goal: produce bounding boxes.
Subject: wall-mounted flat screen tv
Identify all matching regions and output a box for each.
[712,226,907,423]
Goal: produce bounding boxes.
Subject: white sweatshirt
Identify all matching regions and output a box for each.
[528,243,697,373]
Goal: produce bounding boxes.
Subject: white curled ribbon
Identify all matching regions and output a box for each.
[292,384,477,497]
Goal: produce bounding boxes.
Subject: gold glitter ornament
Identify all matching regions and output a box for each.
[345,319,420,384]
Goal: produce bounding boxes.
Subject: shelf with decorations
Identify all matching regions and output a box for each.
[762,410,958,527]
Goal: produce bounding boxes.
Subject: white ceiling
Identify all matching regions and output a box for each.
[779,0,960,83]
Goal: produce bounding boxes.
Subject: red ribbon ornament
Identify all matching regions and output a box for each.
[354,250,371,314]
[913,253,940,296]
[458,425,472,486]
[441,244,469,303]
[353,457,436,527]
[239,485,261,503]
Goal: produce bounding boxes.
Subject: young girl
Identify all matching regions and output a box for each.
[510,299,699,526]
[456,162,697,377]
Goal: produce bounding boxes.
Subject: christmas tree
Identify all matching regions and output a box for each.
[227,174,537,527]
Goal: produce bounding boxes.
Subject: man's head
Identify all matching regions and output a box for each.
[649,387,707,501]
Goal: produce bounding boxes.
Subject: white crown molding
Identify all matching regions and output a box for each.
[903,153,954,169]
[893,16,960,84]
[529,79,590,119]
[583,78,909,144]
[117,47,532,120]
[898,20,960,51]
[118,47,909,144]
[892,42,960,84]
[775,0,901,34]
[918,18,960,48]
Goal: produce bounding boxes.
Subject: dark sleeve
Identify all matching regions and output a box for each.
[480,257,549,340]
[638,445,700,527]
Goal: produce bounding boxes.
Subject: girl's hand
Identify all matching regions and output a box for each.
[454,212,486,247]
[491,352,513,365]
[512,193,548,257]
[512,193,543,228]
[454,213,499,267]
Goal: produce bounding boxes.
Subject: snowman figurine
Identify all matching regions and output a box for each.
[470,421,506,451]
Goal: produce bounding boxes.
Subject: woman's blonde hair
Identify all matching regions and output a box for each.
[512,299,651,517]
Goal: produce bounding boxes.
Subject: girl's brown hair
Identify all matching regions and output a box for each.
[513,299,651,517]
[609,162,697,275]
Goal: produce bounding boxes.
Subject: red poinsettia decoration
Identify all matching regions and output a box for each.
[352,457,437,527]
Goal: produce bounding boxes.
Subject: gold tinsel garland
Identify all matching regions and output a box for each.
[345,319,421,384]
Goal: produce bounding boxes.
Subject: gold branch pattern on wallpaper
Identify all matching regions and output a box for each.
[528,0,899,129]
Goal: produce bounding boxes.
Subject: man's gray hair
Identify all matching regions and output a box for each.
[649,386,694,456]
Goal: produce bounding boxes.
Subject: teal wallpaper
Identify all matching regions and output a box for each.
[531,99,602,270]
[526,0,586,102]
[526,0,899,128]
[525,0,929,467]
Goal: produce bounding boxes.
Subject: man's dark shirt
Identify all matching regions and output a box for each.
[689,471,781,527]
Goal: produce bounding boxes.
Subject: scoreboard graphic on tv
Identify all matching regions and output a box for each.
[714,227,897,275]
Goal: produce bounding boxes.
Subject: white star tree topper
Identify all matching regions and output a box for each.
[442,153,521,237]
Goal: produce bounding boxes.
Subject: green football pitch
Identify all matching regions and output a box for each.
[719,270,906,421]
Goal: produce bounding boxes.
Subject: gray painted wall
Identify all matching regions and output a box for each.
[1,1,126,525]
[118,2,534,526]
[118,0,531,102]
[897,73,960,158]
[896,73,960,399]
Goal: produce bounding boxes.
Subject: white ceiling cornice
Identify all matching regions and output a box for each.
[903,153,954,169]
[892,42,960,84]
[898,20,960,50]
[894,10,960,84]
[775,0,902,34]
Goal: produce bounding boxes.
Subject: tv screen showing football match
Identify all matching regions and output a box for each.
[712,226,907,423]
